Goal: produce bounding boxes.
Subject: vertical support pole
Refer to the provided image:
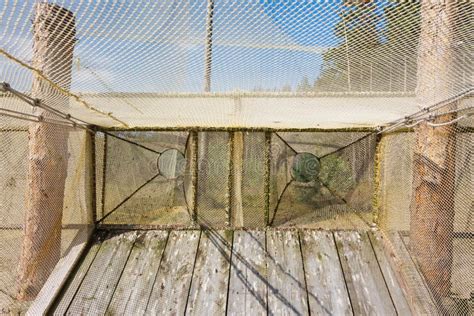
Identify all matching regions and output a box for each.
[372,133,384,225]
[190,131,199,225]
[410,0,459,301]
[230,132,244,227]
[226,132,232,227]
[203,0,214,92]
[18,3,76,300]
[264,132,272,227]
[100,133,108,221]
[342,16,351,92]
[85,130,96,225]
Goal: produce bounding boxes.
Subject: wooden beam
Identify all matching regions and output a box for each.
[107,231,168,314]
[230,132,244,227]
[334,231,396,315]
[185,230,232,315]
[26,227,93,315]
[51,232,104,315]
[266,230,309,315]
[146,230,200,314]
[17,3,76,300]
[300,230,352,315]
[66,231,138,314]
[410,0,460,301]
[368,232,411,315]
[227,231,267,314]
[85,131,96,224]
[374,231,438,315]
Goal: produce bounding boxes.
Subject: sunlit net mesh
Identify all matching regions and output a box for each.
[0,0,473,315]
[0,0,472,128]
[0,116,92,314]
[99,131,191,226]
[377,100,473,315]
[270,132,376,229]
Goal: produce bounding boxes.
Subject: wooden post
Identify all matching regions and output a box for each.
[189,131,199,225]
[410,0,459,301]
[17,3,76,300]
[264,132,271,226]
[231,132,244,227]
[85,131,96,224]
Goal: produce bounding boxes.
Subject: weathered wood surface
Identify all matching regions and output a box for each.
[65,231,137,315]
[18,2,76,300]
[300,230,352,315]
[266,230,309,315]
[411,0,460,300]
[106,231,168,315]
[369,232,411,315]
[383,232,439,315]
[48,229,420,315]
[231,131,244,227]
[146,230,200,315]
[186,230,232,315]
[27,227,93,316]
[335,231,396,315]
[227,230,267,315]
[52,232,104,315]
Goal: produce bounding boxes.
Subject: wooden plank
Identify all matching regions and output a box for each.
[106,231,168,315]
[28,227,93,315]
[146,230,200,315]
[51,230,103,315]
[381,232,438,315]
[266,230,309,315]
[300,230,352,315]
[368,232,411,315]
[227,230,267,315]
[65,231,137,315]
[185,230,232,315]
[334,231,396,315]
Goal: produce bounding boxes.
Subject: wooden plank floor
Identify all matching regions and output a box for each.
[51,229,410,315]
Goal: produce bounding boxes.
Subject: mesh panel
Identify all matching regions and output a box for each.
[0,1,472,314]
[378,111,473,315]
[102,134,159,218]
[270,132,376,229]
[238,132,266,228]
[0,116,92,314]
[98,131,190,225]
[1,1,471,128]
[196,131,229,227]
[95,131,105,222]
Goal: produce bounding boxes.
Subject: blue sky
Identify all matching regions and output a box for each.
[0,0,391,93]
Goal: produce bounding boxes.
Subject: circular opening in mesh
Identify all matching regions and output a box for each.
[291,152,320,183]
[157,149,185,179]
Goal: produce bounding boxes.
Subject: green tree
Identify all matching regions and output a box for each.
[313,1,422,93]
[315,1,380,92]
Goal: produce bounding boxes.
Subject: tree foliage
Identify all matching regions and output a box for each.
[304,1,422,93]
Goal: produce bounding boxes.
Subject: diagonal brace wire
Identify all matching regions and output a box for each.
[96,173,160,223]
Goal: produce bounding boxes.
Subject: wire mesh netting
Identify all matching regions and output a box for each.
[98,131,191,226]
[377,100,473,315]
[0,116,92,314]
[1,1,472,128]
[270,131,376,229]
[95,130,378,230]
[0,0,473,315]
